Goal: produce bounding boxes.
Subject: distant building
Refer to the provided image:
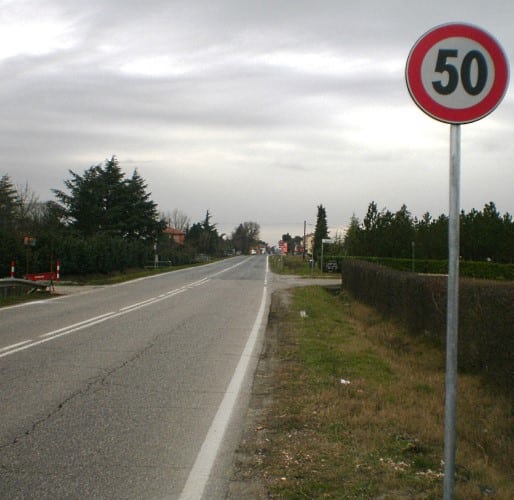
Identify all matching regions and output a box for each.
[305,233,314,255]
[163,227,185,245]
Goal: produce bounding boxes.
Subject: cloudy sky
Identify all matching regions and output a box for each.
[1,0,513,244]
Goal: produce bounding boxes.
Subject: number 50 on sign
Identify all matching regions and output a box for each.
[406,23,509,124]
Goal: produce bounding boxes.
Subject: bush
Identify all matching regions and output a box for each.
[351,256,514,280]
[341,259,513,390]
[55,235,147,275]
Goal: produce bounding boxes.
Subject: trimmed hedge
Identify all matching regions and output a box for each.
[350,256,514,280]
[341,259,513,390]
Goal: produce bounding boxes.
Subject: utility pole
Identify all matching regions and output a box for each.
[303,220,306,260]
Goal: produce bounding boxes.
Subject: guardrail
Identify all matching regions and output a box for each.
[0,278,53,298]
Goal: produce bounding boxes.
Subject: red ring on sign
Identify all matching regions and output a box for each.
[406,23,509,123]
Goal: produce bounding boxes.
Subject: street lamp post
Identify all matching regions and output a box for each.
[321,238,334,274]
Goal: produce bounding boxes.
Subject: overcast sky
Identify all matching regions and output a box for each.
[1,0,513,244]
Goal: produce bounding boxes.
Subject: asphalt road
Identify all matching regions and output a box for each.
[0,255,271,499]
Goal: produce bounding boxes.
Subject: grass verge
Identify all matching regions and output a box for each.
[65,265,181,285]
[230,286,512,499]
[269,255,340,277]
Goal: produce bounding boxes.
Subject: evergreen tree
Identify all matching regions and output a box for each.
[0,174,20,232]
[343,214,363,255]
[313,204,329,263]
[185,210,222,255]
[53,157,161,240]
[0,174,21,274]
[390,204,414,258]
[54,164,107,235]
[122,170,162,240]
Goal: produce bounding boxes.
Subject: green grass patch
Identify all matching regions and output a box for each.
[232,285,513,499]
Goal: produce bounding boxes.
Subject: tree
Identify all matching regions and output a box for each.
[362,201,383,255]
[313,204,329,263]
[233,221,260,254]
[53,156,161,240]
[161,208,190,231]
[343,214,363,256]
[281,233,293,254]
[0,175,22,274]
[389,204,414,258]
[0,174,19,232]
[121,170,162,240]
[343,200,514,263]
[185,210,222,255]
[292,235,303,254]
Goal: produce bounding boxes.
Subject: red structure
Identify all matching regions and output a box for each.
[24,261,61,282]
[163,227,185,245]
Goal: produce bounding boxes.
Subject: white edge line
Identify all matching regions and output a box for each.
[179,257,269,500]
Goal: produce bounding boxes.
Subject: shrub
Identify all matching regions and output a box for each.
[351,256,514,280]
[341,259,513,390]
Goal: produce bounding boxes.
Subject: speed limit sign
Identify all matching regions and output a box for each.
[406,23,509,123]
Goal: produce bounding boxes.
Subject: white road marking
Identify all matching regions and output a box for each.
[39,311,117,337]
[179,256,269,500]
[0,340,32,352]
[0,312,117,359]
[0,262,241,359]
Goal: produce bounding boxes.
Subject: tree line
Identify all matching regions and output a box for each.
[343,201,514,263]
[1,157,262,277]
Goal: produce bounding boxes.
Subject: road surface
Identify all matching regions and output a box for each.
[0,256,270,499]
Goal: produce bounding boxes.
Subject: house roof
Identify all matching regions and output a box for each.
[163,227,185,236]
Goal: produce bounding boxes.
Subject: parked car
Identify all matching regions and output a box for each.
[325,261,338,272]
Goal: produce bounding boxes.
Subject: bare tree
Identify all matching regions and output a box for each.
[161,209,190,231]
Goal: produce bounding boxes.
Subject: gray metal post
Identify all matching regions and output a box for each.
[443,123,461,499]
[303,220,306,261]
[321,241,324,274]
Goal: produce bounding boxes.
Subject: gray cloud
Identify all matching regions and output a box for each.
[1,0,513,244]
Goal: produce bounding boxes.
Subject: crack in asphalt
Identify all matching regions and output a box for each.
[0,339,157,453]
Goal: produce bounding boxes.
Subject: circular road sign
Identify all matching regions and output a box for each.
[406,23,509,124]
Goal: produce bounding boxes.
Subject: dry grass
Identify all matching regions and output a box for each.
[230,286,513,499]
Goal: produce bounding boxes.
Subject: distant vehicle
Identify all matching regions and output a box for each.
[325,261,338,272]
[250,249,257,255]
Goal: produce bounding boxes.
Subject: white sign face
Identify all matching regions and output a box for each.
[406,23,509,123]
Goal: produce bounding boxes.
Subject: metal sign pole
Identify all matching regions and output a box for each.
[406,23,508,500]
[443,123,461,499]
